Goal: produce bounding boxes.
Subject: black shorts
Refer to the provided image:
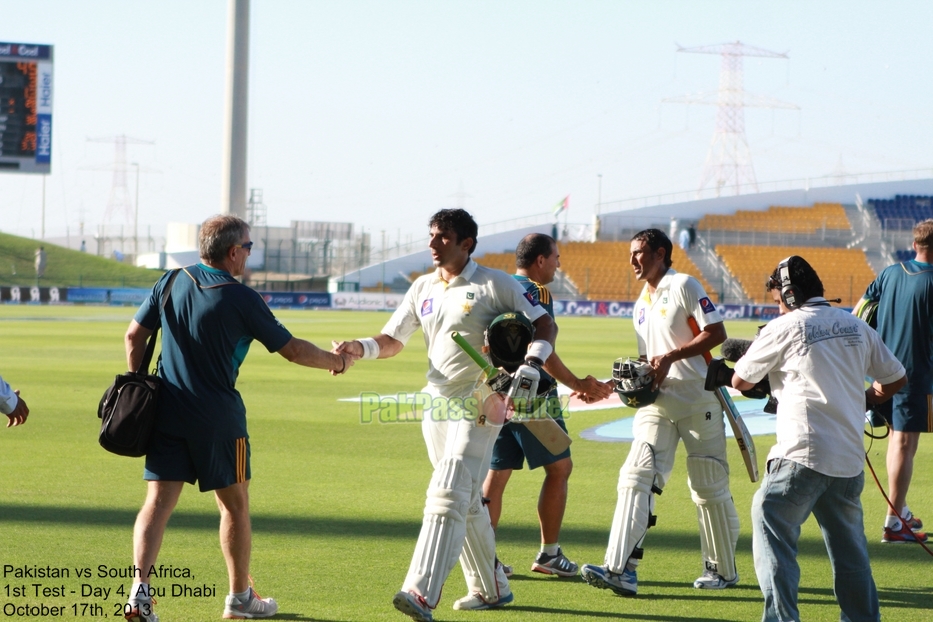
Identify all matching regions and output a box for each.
[144,430,251,492]
[490,413,571,471]
[883,390,933,433]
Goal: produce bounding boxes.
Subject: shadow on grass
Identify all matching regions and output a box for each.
[0,503,720,554]
[513,581,932,620]
[507,606,721,621]
[0,503,613,545]
[2,505,930,616]
[0,503,895,558]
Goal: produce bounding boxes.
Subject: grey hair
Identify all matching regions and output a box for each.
[199,215,250,263]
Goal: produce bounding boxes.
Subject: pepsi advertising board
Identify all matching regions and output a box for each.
[0,42,53,174]
[259,292,331,309]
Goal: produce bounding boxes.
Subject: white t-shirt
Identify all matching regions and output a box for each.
[632,269,723,412]
[382,259,548,397]
[734,300,905,477]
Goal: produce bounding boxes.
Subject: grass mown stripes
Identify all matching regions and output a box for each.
[0,308,929,621]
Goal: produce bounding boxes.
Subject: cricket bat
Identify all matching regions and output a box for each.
[687,317,759,482]
[451,331,572,456]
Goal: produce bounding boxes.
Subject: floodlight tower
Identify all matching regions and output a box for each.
[664,41,798,196]
[221,0,250,218]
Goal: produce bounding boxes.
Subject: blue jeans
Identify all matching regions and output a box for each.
[751,458,879,622]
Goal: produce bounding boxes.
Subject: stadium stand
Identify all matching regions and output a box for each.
[698,202,850,233]
[556,241,714,301]
[473,251,516,275]
[363,199,919,303]
[869,195,933,230]
[715,245,875,306]
[894,249,918,262]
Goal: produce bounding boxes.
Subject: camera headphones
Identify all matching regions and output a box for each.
[777,256,804,310]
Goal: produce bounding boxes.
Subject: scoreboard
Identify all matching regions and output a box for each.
[0,41,53,174]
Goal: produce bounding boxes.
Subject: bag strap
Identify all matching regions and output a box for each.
[136,269,181,375]
[182,265,241,289]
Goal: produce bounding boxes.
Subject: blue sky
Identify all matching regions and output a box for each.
[1,0,931,246]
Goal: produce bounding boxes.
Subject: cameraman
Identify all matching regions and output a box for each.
[731,256,905,622]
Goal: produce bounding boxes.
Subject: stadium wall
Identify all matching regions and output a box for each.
[3,286,789,319]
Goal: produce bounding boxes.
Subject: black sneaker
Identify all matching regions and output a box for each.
[531,548,579,577]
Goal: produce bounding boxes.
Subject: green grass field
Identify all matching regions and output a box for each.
[0,308,929,621]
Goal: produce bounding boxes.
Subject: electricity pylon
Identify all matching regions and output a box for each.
[663,41,798,196]
[86,135,154,224]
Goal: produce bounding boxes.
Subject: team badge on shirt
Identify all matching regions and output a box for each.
[466,291,475,299]
[699,297,716,314]
[638,307,646,325]
[524,292,539,306]
[421,299,434,316]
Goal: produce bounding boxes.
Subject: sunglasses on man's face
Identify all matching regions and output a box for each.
[236,241,254,251]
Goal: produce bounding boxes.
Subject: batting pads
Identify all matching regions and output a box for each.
[688,455,739,581]
[459,499,509,601]
[605,440,661,572]
[404,458,472,607]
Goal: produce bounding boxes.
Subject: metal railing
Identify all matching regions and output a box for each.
[599,168,933,213]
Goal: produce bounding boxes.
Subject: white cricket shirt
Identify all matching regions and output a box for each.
[633,269,722,382]
[382,259,548,397]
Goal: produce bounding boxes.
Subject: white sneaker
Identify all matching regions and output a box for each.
[580,564,637,596]
[392,591,433,622]
[222,587,278,619]
[693,569,739,589]
[124,599,158,622]
[452,590,514,610]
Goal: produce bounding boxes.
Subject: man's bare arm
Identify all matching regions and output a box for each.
[530,314,557,349]
[125,320,154,372]
[331,334,405,366]
[278,337,355,374]
[652,321,727,390]
[543,352,613,401]
[866,374,908,404]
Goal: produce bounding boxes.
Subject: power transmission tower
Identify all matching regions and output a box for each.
[86,135,155,224]
[85,134,154,258]
[663,41,798,196]
[449,180,471,208]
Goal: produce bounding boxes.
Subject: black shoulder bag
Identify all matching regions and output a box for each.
[98,269,180,457]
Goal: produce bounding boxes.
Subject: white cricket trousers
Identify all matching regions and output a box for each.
[401,384,504,605]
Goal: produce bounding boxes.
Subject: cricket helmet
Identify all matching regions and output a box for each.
[612,357,659,408]
[485,312,535,373]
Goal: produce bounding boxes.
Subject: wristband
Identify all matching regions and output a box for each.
[358,337,380,360]
[526,339,553,364]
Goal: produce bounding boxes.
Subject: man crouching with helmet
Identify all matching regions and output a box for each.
[733,256,905,622]
[581,228,740,595]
